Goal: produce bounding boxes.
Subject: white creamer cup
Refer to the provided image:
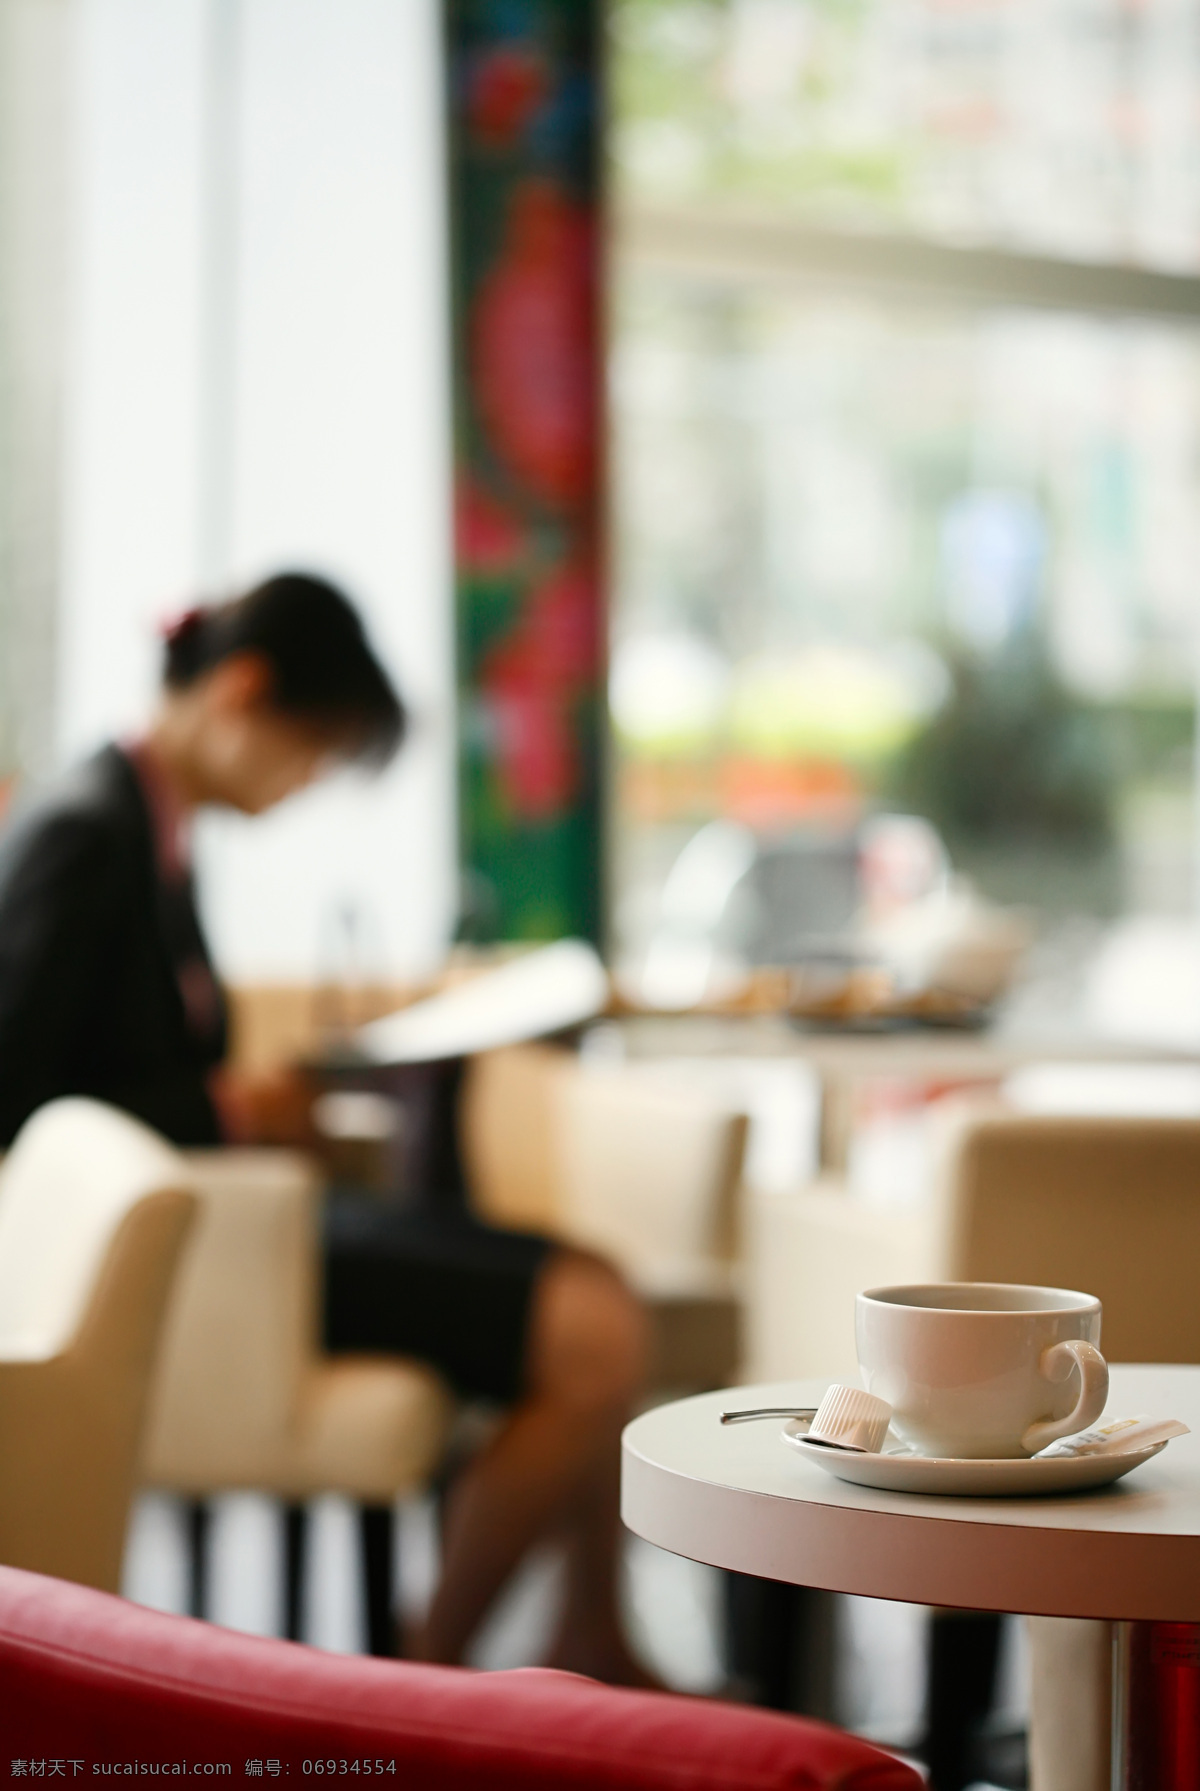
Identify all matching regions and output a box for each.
[856,1282,1109,1460]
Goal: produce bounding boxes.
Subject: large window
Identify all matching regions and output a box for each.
[608,0,1200,987]
[612,0,1200,262]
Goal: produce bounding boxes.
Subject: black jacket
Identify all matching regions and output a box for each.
[0,745,226,1146]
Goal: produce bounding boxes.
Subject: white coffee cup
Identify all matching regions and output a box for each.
[856,1282,1109,1459]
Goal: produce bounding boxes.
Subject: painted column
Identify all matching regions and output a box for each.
[445,0,604,944]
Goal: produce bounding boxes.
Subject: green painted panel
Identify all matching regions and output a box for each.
[446,0,604,944]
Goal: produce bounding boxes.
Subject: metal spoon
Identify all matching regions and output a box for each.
[719,1406,818,1425]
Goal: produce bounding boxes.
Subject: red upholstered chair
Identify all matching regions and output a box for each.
[0,1567,918,1790]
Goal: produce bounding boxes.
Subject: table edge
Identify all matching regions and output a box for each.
[621,1435,1200,1621]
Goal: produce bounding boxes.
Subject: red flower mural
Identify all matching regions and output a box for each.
[481,557,600,820]
[466,44,548,149]
[455,475,527,577]
[450,1,602,940]
[471,180,597,511]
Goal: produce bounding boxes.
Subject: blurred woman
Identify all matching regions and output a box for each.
[0,572,651,1682]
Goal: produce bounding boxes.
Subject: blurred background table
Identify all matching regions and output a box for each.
[608,1011,1200,1172]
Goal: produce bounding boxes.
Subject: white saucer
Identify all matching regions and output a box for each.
[782,1416,1167,1496]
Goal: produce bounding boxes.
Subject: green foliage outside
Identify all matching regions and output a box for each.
[886,636,1115,848]
[610,0,911,218]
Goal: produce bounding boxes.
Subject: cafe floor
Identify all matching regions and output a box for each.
[123,1491,1028,1786]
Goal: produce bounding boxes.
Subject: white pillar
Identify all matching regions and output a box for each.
[0,0,71,780]
[59,0,456,981]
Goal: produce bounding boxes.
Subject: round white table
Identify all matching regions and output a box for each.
[623,1365,1200,1789]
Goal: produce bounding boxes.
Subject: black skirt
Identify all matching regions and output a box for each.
[321,1186,554,1405]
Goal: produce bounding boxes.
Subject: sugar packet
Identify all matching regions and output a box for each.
[1034,1414,1190,1460]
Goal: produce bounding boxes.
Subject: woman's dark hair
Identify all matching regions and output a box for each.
[162,572,405,766]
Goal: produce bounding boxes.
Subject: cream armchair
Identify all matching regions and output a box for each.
[747,1101,1200,1379]
[0,1099,197,1591]
[462,1045,749,1389]
[749,1100,1200,1791]
[140,1150,452,1653]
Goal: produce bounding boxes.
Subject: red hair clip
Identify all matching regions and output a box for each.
[160,605,206,643]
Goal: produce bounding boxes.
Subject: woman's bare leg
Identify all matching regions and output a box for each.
[543,1421,649,1683]
[408,1249,651,1676]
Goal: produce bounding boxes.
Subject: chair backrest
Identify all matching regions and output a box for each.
[740,833,861,962]
[0,1100,197,1589]
[557,1068,749,1291]
[940,1105,1200,1362]
[464,1046,749,1293]
[460,1043,573,1234]
[141,1149,321,1490]
[0,1098,194,1360]
[0,1564,922,1790]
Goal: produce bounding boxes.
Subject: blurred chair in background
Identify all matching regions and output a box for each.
[752,1097,1200,1789]
[462,1044,749,1393]
[752,1101,1200,1380]
[0,1099,196,1591]
[633,814,952,1013]
[636,821,862,1011]
[141,1149,452,1654]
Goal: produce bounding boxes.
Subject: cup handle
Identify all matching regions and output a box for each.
[1021,1340,1109,1455]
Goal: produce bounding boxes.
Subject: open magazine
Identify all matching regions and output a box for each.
[353,939,608,1065]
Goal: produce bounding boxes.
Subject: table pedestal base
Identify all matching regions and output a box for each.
[1113,1622,1200,1790]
